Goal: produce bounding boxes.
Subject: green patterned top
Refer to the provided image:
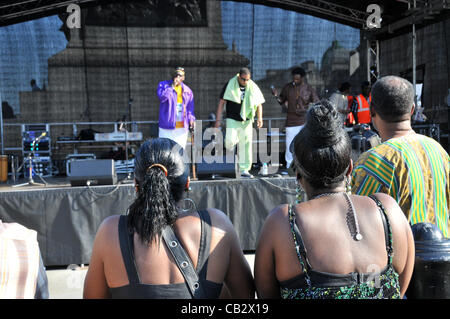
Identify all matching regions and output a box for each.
[280,195,401,299]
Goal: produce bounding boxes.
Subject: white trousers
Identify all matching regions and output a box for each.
[159,127,189,149]
[285,125,304,169]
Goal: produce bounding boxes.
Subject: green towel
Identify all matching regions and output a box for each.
[223,74,265,121]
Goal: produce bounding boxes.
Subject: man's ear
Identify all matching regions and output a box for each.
[410,103,415,118]
[370,104,376,118]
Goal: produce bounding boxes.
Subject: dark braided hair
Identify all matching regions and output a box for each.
[127,138,189,244]
[290,99,351,189]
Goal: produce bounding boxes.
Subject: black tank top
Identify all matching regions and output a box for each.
[110,210,223,299]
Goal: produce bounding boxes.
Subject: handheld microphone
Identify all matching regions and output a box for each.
[270,85,276,96]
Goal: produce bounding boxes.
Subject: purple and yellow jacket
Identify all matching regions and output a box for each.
[157,80,195,130]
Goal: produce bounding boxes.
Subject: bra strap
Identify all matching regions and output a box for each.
[288,204,312,284]
[368,195,394,264]
[118,215,141,284]
[196,210,212,280]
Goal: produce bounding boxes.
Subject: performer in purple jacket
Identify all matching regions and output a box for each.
[157,67,195,149]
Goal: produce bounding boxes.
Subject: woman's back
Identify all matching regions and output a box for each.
[84,207,254,298]
[255,192,415,298]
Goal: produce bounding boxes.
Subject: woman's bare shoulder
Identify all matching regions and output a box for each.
[370,193,410,230]
[259,204,290,236]
[204,208,235,231]
[95,215,122,240]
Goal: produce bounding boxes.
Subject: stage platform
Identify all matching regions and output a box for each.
[0,175,298,267]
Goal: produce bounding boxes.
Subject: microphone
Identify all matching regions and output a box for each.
[270,85,276,96]
[32,132,47,147]
[118,115,127,131]
[34,132,47,143]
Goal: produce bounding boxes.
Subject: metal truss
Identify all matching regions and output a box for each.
[262,0,368,27]
[376,0,450,35]
[367,39,379,83]
[0,0,98,26]
[0,0,447,30]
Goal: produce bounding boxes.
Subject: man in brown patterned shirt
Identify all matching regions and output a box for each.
[271,67,319,169]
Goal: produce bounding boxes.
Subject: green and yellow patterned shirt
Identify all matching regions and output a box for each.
[351,134,450,238]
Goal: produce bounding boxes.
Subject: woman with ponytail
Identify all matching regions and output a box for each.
[84,138,254,299]
[254,100,415,299]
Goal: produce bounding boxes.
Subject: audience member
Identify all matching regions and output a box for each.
[352,75,450,237]
[83,138,255,299]
[0,219,49,298]
[254,100,414,299]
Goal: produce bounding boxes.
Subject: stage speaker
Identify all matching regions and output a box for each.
[195,156,236,179]
[68,159,117,186]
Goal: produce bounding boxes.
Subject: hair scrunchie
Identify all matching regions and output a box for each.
[147,164,168,177]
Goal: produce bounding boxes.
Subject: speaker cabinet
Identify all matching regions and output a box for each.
[195,156,236,179]
[68,159,117,186]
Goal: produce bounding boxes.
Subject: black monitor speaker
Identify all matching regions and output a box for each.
[195,156,235,179]
[68,159,117,186]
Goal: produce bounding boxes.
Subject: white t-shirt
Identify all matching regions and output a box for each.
[329,91,347,124]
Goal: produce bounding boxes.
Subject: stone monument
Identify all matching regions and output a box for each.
[19,0,249,136]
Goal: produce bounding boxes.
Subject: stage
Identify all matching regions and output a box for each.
[0,175,298,266]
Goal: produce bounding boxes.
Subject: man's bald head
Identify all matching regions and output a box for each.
[371,75,415,122]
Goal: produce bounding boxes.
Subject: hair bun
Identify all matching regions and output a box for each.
[303,100,343,148]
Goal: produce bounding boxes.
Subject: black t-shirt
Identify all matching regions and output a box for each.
[220,83,246,121]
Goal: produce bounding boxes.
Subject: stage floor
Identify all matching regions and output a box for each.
[0,176,77,191]
[0,169,293,191]
[0,174,131,191]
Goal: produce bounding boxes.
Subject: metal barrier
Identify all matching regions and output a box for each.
[412,124,440,142]
[1,118,287,151]
[0,118,287,178]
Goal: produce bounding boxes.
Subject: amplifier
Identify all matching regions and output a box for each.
[22,138,50,152]
[66,154,96,176]
[22,124,49,132]
[22,124,51,156]
[68,159,117,186]
[24,156,52,178]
